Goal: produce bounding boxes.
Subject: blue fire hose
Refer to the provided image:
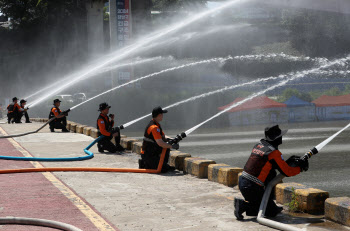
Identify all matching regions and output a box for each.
[0,136,103,161]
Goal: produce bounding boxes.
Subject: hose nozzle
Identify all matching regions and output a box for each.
[61,109,71,116]
[302,147,318,160]
[169,132,187,144]
[119,125,124,130]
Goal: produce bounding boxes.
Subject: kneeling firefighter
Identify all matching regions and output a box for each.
[139,106,179,173]
[19,99,31,123]
[7,97,22,124]
[49,99,69,132]
[96,102,125,153]
[234,125,308,220]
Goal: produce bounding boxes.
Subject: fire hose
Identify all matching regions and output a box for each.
[0,217,82,231]
[0,109,70,139]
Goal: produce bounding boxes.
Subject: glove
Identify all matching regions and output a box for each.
[171,143,179,150]
[298,158,309,172]
[286,155,300,167]
[166,138,174,144]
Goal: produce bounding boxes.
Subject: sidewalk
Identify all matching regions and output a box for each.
[0,122,347,231]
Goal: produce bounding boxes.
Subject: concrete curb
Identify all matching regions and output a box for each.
[208,164,243,187]
[325,197,350,227]
[276,182,329,214]
[169,151,191,171]
[183,157,216,178]
[131,141,142,154]
[120,138,139,150]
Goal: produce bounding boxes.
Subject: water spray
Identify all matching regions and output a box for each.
[25,57,163,102]
[25,0,248,108]
[119,67,346,130]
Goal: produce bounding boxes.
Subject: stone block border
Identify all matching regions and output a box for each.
[325,197,350,227]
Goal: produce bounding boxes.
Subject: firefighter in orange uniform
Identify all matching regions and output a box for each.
[7,97,22,124]
[139,106,178,172]
[96,102,125,153]
[49,99,69,132]
[234,125,308,220]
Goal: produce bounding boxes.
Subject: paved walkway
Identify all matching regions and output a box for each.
[0,122,348,231]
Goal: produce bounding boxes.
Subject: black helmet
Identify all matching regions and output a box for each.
[264,125,288,141]
[20,99,27,104]
[99,102,111,111]
[152,106,168,118]
[53,99,62,105]
[12,97,18,102]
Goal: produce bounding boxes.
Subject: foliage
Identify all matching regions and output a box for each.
[324,87,342,96]
[151,0,206,11]
[281,9,350,57]
[285,187,300,213]
[277,88,312,102]
[0,0,47,29]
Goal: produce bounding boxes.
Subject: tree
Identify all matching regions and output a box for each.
[281,9,350,57]
[324,87,342,96]
[151,0,207,11]
[279,88,300,102]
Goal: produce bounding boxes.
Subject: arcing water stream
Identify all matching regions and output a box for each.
[184,55,350,135]
[25,52,325,109]
[69,53,327,111]
[121,65,348,129]
[26,0,249,108]
[24,56,163,101]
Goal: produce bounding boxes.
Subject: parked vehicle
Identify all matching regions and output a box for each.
[73,93,87,103]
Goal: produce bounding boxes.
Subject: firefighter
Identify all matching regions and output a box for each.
[7,97,22,124]
[49,99,69,132]
[96,102,125,153]
[234,125,308,220]
[139,106,178,173]
[19,99,31,123]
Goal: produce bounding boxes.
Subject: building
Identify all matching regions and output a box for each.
[312,94,350,121]
[219,96,288,126]
[284,96,316,122]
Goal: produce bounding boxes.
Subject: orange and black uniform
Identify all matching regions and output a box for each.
[96,113,123,153]
[7,103,21,123]
[239,139,301,217]
[49,107,67,131]
[141,119,170,170]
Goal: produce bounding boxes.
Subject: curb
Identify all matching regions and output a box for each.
[325,197,350,227]
[276,182,329,214]
[208,164,243,187]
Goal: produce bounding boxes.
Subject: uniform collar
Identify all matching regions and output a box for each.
[100,113,108,119]
[152,119,160,126]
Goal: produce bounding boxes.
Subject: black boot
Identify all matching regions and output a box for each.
[62,128,69,132]
[116,144,125,152]
[50,127,55,132]
[138,159,145,169]
[26,121,32,123]
[234,198,246,220]
[97,144,104,153]
[265,206,283,218]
